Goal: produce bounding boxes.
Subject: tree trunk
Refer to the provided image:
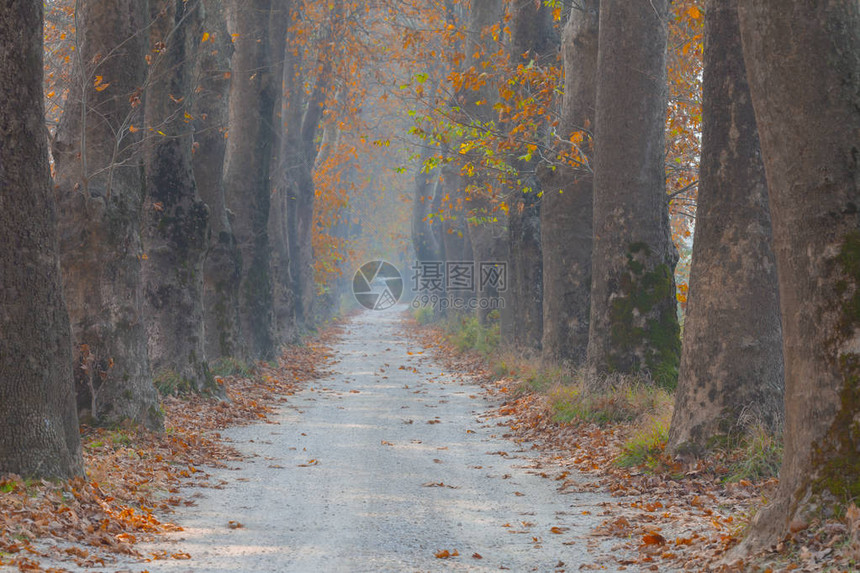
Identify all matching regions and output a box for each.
[541,0,598,364]
[265,0,295,344]
[53,0,162,429]
[222,0,279,360]
[412,148,443,265]
[504,1,555,352]
[0,1,84,479]
[463,0,506,325]
[194,0,243,360]
[586,0,680,389]
[282,0,333,329]
[142,0,213,393]
[730,0,860,554]
[668,0,783,456]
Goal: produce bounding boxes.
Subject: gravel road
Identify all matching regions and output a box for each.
[55,308,639,572]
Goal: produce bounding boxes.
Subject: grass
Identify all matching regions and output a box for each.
[414,305,435,325]
[549,376,673,427]
[723,425,783,483]
[446,315,500,357]
[616,407,673,469]
[210,357,254,378]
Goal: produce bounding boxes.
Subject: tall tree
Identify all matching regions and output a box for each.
[53,0,162,429]
[504,0,556,351]
[222,0,280,359]
[586,0,681,389]
[668,0,783,455]
[268,0,294,342]
[412,147,443,266]
[732,0,860,553]
[194,0,243,360]
[462,0,507,325]
[282,0,336,328]
[0,0,84,478]
[142,0,213,393]
[541,0,598,363]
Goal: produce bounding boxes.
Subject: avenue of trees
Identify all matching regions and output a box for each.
[0,0,857,557]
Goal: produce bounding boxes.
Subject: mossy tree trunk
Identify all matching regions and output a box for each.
[194,0,243,360]
[53,0,162,429]
[668,0,784,456]
[503,1,556,352]
[540,0,598,364]
[730,0,860,554]
[585,0,681,389]
[0,0,84,478]
[142,0,213,393]
[222,0,279,360]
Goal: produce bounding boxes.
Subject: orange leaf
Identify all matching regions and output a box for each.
[642,532,666,546]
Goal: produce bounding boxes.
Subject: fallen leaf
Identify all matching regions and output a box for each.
[642,532,667,546]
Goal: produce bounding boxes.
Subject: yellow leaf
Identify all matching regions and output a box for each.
[688,5,701,19]
[201,32,210,43]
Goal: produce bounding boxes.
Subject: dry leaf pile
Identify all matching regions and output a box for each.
[0,326,338,572]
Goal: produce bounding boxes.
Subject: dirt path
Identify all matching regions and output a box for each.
[107,309,639,571]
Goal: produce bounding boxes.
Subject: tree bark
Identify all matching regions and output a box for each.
[540,0,598,363]
[282,0,334,328]
[730,0,860,554]
[268,0,295,343]
[463,0,506,325]
[586,0,680,389]
[668,0,783,456]
[222,0,279,359]
[412,148,443,265]
[142,0,213,393]
[194,0,243,360]
[0,0,84,479]
[53,0,162,429]
[503,1,555,352]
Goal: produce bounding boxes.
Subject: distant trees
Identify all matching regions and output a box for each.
[0,0,83,479]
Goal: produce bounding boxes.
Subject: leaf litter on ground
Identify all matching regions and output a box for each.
[403,317,858,572]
